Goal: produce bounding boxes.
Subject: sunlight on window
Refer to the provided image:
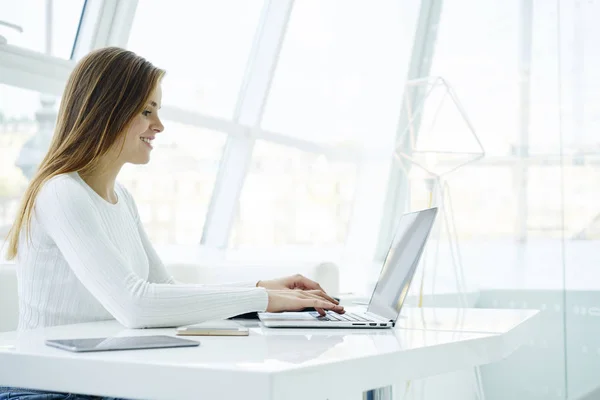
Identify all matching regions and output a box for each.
[262,0,420,150]
[0,0,84,59]
[119,123,226,245]
[127,0,264,119]
[231,141,357,248]
[0,84,58,237]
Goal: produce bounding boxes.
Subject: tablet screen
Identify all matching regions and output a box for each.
[45,335,200,352]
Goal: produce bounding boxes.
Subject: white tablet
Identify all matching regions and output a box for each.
[45,335,200,353]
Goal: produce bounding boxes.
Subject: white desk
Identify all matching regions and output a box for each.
[397,307,538,334]
[0,308,539,400]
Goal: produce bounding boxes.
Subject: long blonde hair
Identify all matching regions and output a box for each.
[6,47,165,260]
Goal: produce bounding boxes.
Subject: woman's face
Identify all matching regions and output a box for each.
[119,84,164,165]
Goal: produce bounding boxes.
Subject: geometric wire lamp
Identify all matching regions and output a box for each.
[395,76,485,179]
[395,78,486,398]
[394,76,485,309]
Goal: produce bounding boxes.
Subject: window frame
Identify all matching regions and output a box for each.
[0,0,428,267]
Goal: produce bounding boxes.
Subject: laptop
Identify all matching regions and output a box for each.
[259,207,438,328]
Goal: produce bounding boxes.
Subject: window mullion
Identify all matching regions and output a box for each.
[201,0,294,248]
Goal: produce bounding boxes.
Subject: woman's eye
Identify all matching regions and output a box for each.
[142,110,152,117]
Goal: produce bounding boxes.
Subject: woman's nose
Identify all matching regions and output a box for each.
[152,119,164,133]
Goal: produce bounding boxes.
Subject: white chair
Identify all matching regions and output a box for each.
[0,262,340,332]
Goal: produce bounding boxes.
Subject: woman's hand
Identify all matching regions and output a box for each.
[265,289,344,316]
[257,274,339,305]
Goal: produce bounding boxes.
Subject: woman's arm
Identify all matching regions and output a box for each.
[35,176,268,328]
[118,185,259,288]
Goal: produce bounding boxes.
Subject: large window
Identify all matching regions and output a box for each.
[0,84,57,237]
[127,0,264,119]
[120,123,226,245]
[0,0,84,59]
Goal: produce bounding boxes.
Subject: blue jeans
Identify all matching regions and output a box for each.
[0,387,125,400]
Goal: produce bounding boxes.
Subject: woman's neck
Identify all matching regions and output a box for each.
[79,161,123,204]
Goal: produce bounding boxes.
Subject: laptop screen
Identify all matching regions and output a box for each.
[367,207,438,321]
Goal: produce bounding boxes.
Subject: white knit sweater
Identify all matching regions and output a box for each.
[16,172,268,330]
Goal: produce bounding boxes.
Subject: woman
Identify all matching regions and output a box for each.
[1,47,342,400]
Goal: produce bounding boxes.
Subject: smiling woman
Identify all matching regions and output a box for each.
[1,46,342,399]
[5,47,165,233]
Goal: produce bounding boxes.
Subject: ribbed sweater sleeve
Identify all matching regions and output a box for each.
[34,176,268,328]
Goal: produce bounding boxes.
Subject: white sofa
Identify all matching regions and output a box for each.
[0,261,340,332]
[0,265,18,333]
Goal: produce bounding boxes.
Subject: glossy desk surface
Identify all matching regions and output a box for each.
[0,308,539,400]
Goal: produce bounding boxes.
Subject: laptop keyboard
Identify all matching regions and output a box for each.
[309,311,373,322]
